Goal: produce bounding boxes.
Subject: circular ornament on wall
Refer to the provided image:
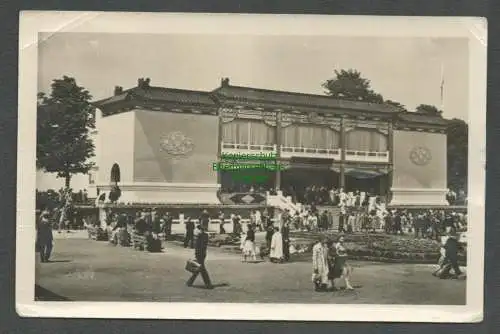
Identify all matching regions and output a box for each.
[409,146,432,166]
[159,131,195,157]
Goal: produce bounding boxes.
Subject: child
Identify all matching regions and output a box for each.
[242,224,257,263]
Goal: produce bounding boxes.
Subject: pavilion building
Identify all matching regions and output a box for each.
[92,78,450,207]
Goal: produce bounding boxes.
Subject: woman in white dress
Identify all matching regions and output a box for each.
[270,227,284,263]
[242,224,257,262]
[254,210,263,231]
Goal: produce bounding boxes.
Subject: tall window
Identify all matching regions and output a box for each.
[222,119,275,145]
[88,172,95,185]
[345,128,388,152]
[281,124,340,149]
[110,163,121,184]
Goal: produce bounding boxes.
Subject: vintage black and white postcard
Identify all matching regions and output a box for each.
[17,12,486,322]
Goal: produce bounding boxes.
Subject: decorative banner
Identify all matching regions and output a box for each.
[409,146,432,166]
[228,193,267,205]
[392,130,446,189]
[134,111,218,183]
[159,131,195,158]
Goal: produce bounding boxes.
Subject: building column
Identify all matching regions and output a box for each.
[339,117,346,189]
[217,108,224,187]
[275,110,282,191]
[387,121,394,202]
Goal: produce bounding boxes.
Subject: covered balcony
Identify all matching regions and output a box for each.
[344,150,389,163]
[280,145,341,159]
[220,142,277,155]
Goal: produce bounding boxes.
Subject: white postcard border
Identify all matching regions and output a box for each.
[17,12,486,322]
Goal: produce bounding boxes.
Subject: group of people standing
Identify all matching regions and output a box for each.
[312,235,354,292]
[284,185,379,208]
[104,208,176,248]
[239,211,291,264]
[336,207,466,239]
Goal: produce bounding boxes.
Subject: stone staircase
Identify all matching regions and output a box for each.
[266,191,301,215]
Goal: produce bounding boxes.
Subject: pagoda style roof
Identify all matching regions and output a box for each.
[95,86,216,107]
[212,84,401,114]
[93,78,217,117]
[92,78,450,130]
[397,112,450,126]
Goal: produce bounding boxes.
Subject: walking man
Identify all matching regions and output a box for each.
[282,221,290,262]
[37,211,54,263]
[200,209,210,231]
[437,231,463,279]
[186,226,214,289]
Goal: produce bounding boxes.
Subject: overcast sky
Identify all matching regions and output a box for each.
[38,33,469,121]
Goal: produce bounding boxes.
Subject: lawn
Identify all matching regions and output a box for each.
[35,238,466,305]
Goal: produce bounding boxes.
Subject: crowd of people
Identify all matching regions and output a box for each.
[36,182,467,291]
[36,188,91,210]
[446,188,467,205]
[286,204,466,240]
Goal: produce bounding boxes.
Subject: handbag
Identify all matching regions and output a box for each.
[185,259,201,273]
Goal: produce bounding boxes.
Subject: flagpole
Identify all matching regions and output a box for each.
[440,62,445,111]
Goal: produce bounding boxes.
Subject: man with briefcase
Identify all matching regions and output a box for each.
[186,226,214,289]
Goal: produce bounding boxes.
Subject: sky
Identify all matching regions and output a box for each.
[38,33,469,121]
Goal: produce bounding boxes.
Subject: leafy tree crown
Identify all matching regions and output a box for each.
[37,76,95,187]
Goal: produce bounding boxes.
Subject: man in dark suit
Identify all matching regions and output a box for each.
[282,221,290,262]
[184,217,195,248]
[438,232,463,278]
[162,212,173,240]
[152,209,162,238]
[37,211,54,262]
[199,209,210,230]
[186,226,213,289]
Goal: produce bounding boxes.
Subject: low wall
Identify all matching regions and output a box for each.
[99,203,274,219]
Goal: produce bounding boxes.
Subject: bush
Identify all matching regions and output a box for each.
[108,185,121,203]
[288,231,467,264]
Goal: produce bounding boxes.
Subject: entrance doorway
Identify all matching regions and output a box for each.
[344,173,389,197]
[220,169,275,193]
[281,166,337,204]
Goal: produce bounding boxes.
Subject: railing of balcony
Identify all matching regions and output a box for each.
[221,142,389,162]
[345,150,389,162]
[221,142,276,152]
[281,146,340,157]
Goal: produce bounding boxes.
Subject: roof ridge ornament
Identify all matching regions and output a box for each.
[221,77,230,87]
[137,77,151,89]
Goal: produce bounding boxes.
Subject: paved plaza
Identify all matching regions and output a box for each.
[35,235,466,305]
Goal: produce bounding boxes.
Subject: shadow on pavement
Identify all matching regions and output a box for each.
[34,285,72,301]
[192,283,230,290]
[44,260,72,263]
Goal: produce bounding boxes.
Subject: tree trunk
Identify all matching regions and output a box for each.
[65,173,71,189]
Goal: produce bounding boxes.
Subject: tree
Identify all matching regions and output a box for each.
[322,69,384,103]
[384,100,406,111]
[37,76,95,189]
[416,104,443,116]
[447,118,468,192]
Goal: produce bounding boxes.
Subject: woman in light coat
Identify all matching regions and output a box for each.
[312,236,329,291]
[270,227,283,263]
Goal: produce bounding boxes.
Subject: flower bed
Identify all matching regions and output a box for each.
[287,232,466,265]
[169,231,466,265]
[169,233,240,247]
